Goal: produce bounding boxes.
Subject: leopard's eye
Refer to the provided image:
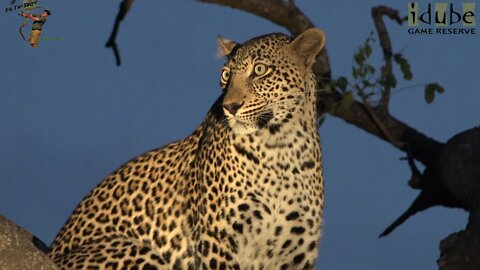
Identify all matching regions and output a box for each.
[221,68,230,84]
[254,63,267,77]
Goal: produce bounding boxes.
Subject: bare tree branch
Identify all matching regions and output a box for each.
[326,93,443,165]
[106,0,135,66]
[405,148,423,189]
[371,6,406,106]
[197,0,442,167]
[198,0,332,84]
[355,6,408,151]
[199,0,312,36]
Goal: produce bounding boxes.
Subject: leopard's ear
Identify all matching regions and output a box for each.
[217,35,238,58]
[289,28,326,68]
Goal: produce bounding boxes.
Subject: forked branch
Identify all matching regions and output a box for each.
[356,6,408,150]
[371,6,406,106]
[106,0,135,66]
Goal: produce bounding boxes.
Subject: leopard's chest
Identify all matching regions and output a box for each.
[198,126,323,267]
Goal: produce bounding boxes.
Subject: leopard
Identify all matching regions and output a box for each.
[49,28,326,270]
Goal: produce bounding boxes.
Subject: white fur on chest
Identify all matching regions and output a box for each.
[228,124,323,269]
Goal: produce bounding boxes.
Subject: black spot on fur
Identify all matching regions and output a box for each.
[238,203,250,211]
[232,222,244,234]
[209,258,217,269]
[301,161,315,170]
[268,124,282,135]
[291,226,306,234]
[286,211,300,221]
[293,253,305,264]
[234,144,259,165]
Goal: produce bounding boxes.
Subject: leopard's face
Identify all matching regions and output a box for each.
[218,33,321,135]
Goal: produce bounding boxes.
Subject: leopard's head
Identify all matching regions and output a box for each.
[218,28,325,135]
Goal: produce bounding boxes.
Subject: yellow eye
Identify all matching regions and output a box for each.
[254,63,268,76]
[221,68,230,83]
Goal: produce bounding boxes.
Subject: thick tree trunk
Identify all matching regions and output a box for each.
[0,215,59,270]
[439,226,480,270]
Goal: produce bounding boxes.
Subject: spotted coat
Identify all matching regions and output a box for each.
[49,29,326,270]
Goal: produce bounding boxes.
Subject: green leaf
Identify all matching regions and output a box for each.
[368,31,376,42]
[366,65,376,75]
[364,43,372,58]
[393,53,413,81]
[424,83,445,103]
[335,76,348,92]
[354,51,366,65]
[401,63,413,80]
[433,83,445,93]
[362,79,372,88]
[357,66,366,79]
[388,74,397,88]
[340,91,354,111]
[393,53,402,63]
[352,67,359,79]
[380,73,397,88]
[424,85,435,104]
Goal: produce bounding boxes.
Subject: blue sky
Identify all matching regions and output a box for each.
[0,0,478,269]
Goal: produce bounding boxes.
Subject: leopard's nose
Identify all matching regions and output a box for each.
[223,100,245,115]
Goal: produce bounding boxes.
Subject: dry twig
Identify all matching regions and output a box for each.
[358,6,408,150]
[371,6,406,106]
[106,0,135,66]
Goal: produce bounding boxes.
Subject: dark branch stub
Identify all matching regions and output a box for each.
[405,147,423,189]
[106,0,135,66]
[380,127,480,237]
[379,191,436,237]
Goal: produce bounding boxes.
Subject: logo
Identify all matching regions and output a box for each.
[407,2,476,35]
[4,0,61,47]
[4,0,38,13]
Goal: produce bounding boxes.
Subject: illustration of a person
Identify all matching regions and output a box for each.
[19,9,51,48]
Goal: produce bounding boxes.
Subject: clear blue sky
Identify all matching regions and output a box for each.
[0,1,479,269]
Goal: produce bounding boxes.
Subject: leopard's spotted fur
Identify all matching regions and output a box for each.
[49,28,326,270]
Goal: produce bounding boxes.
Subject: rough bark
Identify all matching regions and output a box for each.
[0,215,59,270]
[439,226,480,270]
[436,127,480,269]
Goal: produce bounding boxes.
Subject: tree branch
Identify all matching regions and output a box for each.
[405,148,423,189]
[197,0,442,166]
[356,6,408,151]
[198,0,331,84]
[371,6,406,106]
[326,92,443,165]
[106,0,135,66]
